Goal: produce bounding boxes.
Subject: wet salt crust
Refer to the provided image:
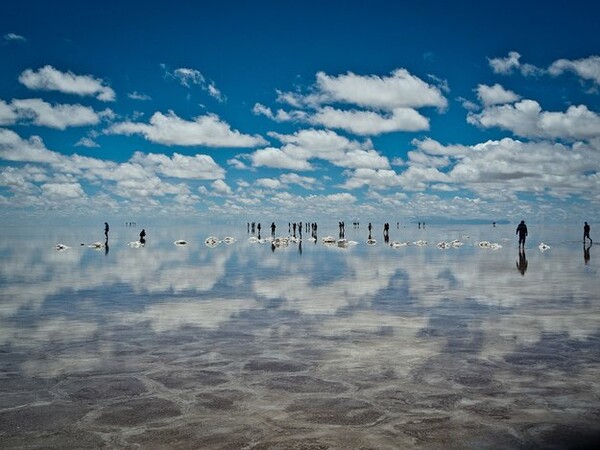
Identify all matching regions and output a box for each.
[1,223,599,449]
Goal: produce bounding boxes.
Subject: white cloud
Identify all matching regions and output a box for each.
[467,99,600,140]
[308,106,429,135]
[252,103,296,122]
[11,99,100,129]
[279,173,318,189]
[3,33,26,42]
[250,128,389,171]
[255,178,282,189]
[0,128,63,164]
[0,100,18,125]
[475,84,520,107]
[548,55,600,84]
[108,110,267,147]
[172,68,206,87]
[263,69,445,136]
[127,91,152,101]
[163,66,225,102]
[41,181,86,199]
[488,51,522,74]
[488,51,542,76]
[130,151,226,180]
[19,65,115,101]
[74,137,100,148]
[311,69,447,110]
[251,147,314,170]
[211,179,233,195]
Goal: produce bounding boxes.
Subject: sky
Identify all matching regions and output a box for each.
[1,0,599,224]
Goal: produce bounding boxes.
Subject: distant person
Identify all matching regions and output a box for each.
[271,222,276,237]
[139,229,146,245]
[516,220,528,249]
[584,222,592,244]
[104,222,109,239]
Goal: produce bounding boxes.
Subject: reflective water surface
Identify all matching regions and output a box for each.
[1,223,599,449]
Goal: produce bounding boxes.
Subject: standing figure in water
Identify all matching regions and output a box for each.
[104,222,109,239]
[516,220,528,249]
[139,229,146,245]
[271,222,276,237]
[584,222,592,244]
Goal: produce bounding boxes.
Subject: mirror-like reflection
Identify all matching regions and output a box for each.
[1,223,599,448]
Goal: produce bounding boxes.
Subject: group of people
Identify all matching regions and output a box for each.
[248,222,319,240]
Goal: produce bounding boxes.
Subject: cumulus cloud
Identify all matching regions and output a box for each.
[475,84,521,107]
[307,106,430,135]
[0,128,233,210]
[211,179,233,195]
[130,151,225,179]
[308,69,447,110]
[467,99,600,140]
[255,178,282,189]
[108,110,267,147]
[41,181,86,199]
[250,128,390,171]
[10,99,100,129]
[548,55,600,85]
[488,51,542,77]
[0,100,18,125]
[0,128,63,164]
[262,68,447,136]
[19,65,115,101]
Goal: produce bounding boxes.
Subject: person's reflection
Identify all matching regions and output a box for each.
[298,241,303,255]
[584,242,592,265]
[516,248,527,275]
[104,239,109,255]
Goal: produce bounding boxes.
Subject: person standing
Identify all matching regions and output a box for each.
[516,220,528,249]
[584,222,592,244]
[104,222,109,239]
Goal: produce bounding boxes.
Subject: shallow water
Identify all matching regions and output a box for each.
[1,223,599,449]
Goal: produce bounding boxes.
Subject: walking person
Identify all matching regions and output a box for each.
[104,222,109,239]
[516,220,528,249]
[584,222,592,244]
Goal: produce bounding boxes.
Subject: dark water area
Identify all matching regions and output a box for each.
[0,222,599,449]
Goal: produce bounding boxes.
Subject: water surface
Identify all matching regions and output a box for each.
[1,223,599,448]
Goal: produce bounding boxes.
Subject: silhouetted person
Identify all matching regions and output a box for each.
[368,222,372,234]
[298,223,302,239]
[271,222,276,237]
[139,229,146,245]
[516,220,528,249]
[516,248,528,275]
[104,222,109,239]
[584,222,592,244]
[257,223,261,235]
[493,221,496,227]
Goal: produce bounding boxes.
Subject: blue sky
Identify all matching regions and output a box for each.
[1,0,599,223]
